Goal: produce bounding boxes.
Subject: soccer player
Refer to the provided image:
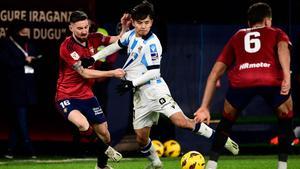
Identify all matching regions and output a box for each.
[81,1,239,169]
[194,3,294,169]
[55,11,130,169]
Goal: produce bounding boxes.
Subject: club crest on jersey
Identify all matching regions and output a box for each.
[70,51,80,60]
[138,46,143,53]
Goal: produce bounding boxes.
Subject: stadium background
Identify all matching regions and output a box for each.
[0,0,299,156]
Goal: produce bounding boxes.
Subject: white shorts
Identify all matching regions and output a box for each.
[132,81,182,129]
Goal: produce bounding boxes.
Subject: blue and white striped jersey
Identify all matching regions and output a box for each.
[118,29,162,81]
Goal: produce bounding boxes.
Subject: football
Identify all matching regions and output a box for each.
[180,151,205,169]
[163,140,181,157]
[152,140,164,157]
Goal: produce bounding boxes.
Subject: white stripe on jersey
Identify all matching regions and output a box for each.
[119,29,162,81]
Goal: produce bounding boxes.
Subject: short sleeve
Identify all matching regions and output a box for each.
[277,28,291,45]
[217,37,235,66]
[118,29,135,48]
[143,38,162,67]
[59,43,80,66]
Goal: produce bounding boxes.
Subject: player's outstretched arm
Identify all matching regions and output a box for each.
[109,13,131,43]
[194,62,227,124]
[116,69,160,95]
[73,61,125,79]
[80,42,122,68]
[278,41,291,95]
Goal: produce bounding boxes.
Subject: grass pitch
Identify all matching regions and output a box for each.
[0,155,300,169]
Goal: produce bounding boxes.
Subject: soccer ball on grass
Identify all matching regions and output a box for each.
[163,140,181,157]
[152,140,164,157]
[180,151,205,169]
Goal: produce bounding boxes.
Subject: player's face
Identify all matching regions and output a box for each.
[133,16,153,37]
[69,19,89,41]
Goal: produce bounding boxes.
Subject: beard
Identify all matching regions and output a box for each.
[74,33,88,42]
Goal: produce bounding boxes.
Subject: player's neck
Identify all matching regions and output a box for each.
[252,24,265,29]
[73,34,87,46]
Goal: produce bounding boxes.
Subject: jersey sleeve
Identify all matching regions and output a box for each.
[142,38,162,68]
[59,43,80,67]
[89,32,111,47]
[217,37,235,66]
[118,29,135,48]
[277,28,291,45]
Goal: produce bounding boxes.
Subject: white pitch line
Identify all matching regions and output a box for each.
[0,157,139,165]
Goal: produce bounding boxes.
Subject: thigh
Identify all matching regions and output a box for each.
[133,105,160,130]
[225,87,255,111]
[81,97,107,124]
[68,109,89,130]
[260,87,291,109]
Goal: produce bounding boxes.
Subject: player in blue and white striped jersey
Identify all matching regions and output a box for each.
[80,1,239,169]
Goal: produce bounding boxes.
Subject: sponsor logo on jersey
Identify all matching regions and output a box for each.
[159,98,166,105]
[150,44,158,61]
[70,51,80,60]
[239,62,271,70]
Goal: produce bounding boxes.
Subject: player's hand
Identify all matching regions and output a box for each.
[80,57,95,68]
[112,68,126,78]
[281,78,290,95]
[194,107,211,125]
[120,13,132,30]
[116,79,134,95]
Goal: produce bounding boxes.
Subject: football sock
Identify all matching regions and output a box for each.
[140,138,161,164]
[97,151,108,168]
[278,117,294,161]
[79,126,97,142]
[208,116,235,158]
[277,161,287,169]
[95,135,109,168]
[193,123,214,138]
[205,160,218,169]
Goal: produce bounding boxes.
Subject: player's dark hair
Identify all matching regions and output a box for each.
[247,2,272,26]
[70,10,88,23]
[131,0,154,21]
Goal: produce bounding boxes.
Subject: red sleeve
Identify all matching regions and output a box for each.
[217,37,235,66]
[89,33,111,47]
[277,28,291,45]
[59,42,80,67]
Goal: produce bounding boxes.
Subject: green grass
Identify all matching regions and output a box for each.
[0,155,300,169]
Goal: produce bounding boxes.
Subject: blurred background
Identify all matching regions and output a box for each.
[0,0,299,158]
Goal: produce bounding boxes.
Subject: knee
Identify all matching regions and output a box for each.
[77,122,90,132]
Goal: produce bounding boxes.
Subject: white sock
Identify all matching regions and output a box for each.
[197,123,214,138]
[141,139,161,165]
[277,161,287,169]
[206,160,218,169]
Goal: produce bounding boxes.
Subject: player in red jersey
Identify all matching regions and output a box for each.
[194,3,294,169]
[55,11,130,169]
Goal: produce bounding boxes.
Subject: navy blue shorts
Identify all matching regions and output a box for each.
[226,86,290,111]
[56,97,106,124]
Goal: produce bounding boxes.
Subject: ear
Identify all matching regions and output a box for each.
[264,17,272,27]
[69,24,73,32]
